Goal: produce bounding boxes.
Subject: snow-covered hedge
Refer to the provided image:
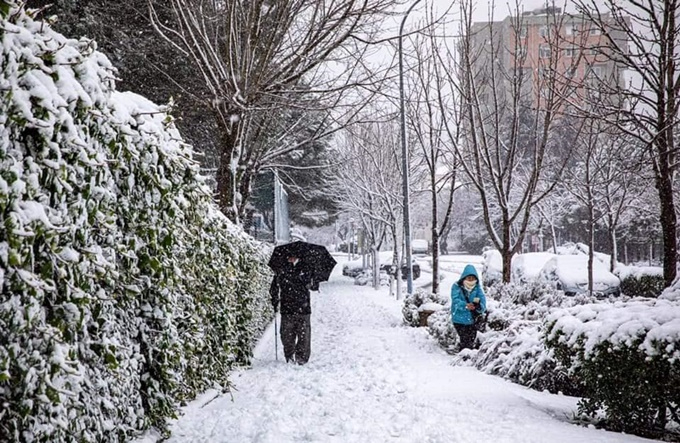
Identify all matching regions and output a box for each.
[0,4,270,441]
[426,278,680,439]
[545,298,680,439]
[616,265,665,298]
[429,283,604,394]
[453,283,592,394]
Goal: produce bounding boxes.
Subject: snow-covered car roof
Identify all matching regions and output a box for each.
[538,254,620,294]
[411,239,428,253]
[511,252,556,283]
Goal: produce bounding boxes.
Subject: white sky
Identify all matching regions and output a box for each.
[133,254,658,443]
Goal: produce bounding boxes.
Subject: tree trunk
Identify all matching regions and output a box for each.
[502,217,512,283]
[657,174,677,286]
[431,182,439,295]
[215,109,244,224]
[550,222,558,253]
[372,247,380,290]
[588,211,595,296]
[237,166,255,223]
[609,223,617,272]
[440,236,449,255]
[391,227,402,300]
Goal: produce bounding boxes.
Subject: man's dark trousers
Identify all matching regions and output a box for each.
[280,313,311,364]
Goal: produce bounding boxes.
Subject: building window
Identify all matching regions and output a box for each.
[587,48,598,56]
[538,67,555,83]
[515,45,527,58]
[565,24,579,36]
[514,67,528,79]
[514,25,528,38]
[539,45,551,58]
[589,27,601,36]
[539,26,549,37]
[565,67,577,78]
[564,47,577,57]
[588,65,604,77]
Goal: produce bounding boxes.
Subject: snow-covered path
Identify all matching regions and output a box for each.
[154,267,655,443]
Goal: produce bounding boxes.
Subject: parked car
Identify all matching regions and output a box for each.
[342,251,421,280]
[538,255,621,296]
[411,239,429,255]
[511,252,556,284]
[342,259,365,278]
[380,261,421,280]
[342,251,394,278]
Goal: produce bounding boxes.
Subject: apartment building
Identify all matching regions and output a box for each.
[468,6,628,109]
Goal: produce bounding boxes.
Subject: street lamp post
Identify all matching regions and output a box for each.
[399,0,422,296]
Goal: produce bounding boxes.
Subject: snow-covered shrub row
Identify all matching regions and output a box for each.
[0,5,270,441]
[545,298,680,439]
[470,283,598,394]
[428,283,605,394]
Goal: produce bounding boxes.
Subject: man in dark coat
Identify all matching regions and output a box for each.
[270,255,314,364]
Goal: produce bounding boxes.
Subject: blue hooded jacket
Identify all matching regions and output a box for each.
[450,264,487,325]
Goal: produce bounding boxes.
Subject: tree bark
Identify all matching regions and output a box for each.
[609,222,617,272]
[502,217,512,283]
[215,110,244,223]
[431,177,439,295]
[657,173,677,285]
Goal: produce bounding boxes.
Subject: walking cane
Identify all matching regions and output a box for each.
[274,313,279,361]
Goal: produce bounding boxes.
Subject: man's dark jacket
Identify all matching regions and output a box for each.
[270,261,314,315]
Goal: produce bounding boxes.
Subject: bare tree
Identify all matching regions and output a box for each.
[571,0,680,286]
[404,27,461,295]
[563,118,610,295]
[531,187,573,253]
[331,118,406,295]
[148,0,399,223]
[592,131,647,271]
[441,0,574,282]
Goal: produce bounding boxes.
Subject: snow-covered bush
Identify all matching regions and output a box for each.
[616,265,665,298]
[434,283,601,394]
[402,290,446,327]
[545,298,680,439]
[0,5,270,441]
[471,320,578,394]
[466,283,587,394]
[426,308,458,353]
[660,278,680,302]
[619,274,665,298]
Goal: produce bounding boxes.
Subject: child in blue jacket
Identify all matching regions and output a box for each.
[451,264,487,350]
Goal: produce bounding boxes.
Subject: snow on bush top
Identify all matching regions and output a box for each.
[616,264,664,280]
[660,276,680,302]
[546,298,680,361]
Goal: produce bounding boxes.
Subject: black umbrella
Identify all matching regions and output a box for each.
[268,241,337,283]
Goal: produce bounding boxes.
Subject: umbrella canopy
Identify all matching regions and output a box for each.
[268,241,337,283]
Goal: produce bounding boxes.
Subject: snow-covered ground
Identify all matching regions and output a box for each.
[135,258,657,443]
